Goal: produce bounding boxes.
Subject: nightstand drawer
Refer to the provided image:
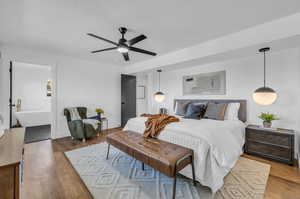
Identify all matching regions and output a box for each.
[247,129,290,147]
[247,141,292,161]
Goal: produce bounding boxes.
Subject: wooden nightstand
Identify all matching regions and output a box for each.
[245,124,295,165]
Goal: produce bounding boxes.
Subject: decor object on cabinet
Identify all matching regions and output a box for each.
[253,47,277,105]
[183,71,226,95]
[46,80,52,97]
[154,69,165,102]
[258,112,279,128]
[16,99,22,112]
[95,108,104,120]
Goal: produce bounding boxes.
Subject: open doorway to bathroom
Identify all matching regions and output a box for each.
[9,61,53,143]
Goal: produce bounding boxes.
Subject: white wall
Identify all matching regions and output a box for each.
[13,62,51,111]
[136,75,148,116]
[56,58,121,138]
[146,48,300,157]
[0,46,121,138]
[0,53,3,117]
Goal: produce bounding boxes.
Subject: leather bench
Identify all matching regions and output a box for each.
[106,130,196,199]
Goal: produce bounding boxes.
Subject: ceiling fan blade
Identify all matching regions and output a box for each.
[129,46,157,56]
[91,47,117,53]
[128,34,147,46]
[122,52,129,61]
[87,33,118,46]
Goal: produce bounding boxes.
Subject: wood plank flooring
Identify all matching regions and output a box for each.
[21,128,300,199]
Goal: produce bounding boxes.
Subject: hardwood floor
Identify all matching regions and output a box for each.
[242,154,300,199]
[21,128,300,199]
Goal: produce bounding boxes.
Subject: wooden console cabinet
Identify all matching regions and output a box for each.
[245,125,294,165]
[0,128,25,199]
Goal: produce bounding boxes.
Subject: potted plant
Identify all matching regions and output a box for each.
[258,112,279,128]
[95,108,104,120]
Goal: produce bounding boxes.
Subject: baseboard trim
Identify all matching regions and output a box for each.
[52,127,122,141]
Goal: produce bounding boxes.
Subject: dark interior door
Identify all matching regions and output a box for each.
[121,74,136,127]
[9,61,15,128]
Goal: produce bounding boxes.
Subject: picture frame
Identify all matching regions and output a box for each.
[137,86,146,99]
[183,70,226,95]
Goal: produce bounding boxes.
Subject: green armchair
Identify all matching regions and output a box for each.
[63,107,101,142]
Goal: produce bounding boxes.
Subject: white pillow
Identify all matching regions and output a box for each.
[224,103,240,120]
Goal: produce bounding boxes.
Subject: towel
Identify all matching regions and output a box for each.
[141,114,180,138]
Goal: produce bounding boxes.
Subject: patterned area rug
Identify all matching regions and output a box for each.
[65,142,270,199]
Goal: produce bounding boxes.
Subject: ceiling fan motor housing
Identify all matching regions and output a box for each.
[119,27,127,36]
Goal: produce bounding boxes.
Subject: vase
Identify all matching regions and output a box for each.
[97,113,102,120]
[263,121,272,128]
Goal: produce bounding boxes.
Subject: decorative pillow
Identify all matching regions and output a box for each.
[193,102,207,118]
[183,103,206,119]
[224,103,240,120]
[204,103,228,120]
[174,101,190,116]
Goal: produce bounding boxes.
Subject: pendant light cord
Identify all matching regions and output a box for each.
[264,51,266,87]
[158,71,161,91]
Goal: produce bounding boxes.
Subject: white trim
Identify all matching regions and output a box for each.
[124,13,300,74]
[12,60,57,139]
[7,59,57,139]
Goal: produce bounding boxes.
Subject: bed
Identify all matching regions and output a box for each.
[123,99,246,192]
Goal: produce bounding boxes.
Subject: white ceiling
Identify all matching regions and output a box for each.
[1,0,300,65]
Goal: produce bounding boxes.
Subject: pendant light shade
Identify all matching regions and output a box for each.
[154,69,165,102]
[253,47,277,105]
[154,91,165,102]
[253,87,277,105]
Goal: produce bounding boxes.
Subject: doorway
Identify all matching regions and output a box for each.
[9,61,53,143]
[121,74,136,127]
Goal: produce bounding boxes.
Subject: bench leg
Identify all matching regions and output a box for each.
[172,175,177,199]
[191,154,196,186]
[106,144,110,160]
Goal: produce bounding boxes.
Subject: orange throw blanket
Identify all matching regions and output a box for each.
[141,114,180,138]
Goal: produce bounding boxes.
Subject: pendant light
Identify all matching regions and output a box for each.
[253,47,277,105]
[154,69,165,102]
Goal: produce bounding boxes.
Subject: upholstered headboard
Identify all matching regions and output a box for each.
[174,99,247,122]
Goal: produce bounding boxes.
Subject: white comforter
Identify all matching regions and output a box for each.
[123,117,245,192]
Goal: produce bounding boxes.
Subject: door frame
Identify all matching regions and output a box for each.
[8,60,58,138]
[9,61,13,128]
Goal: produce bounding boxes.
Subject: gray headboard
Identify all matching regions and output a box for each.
[174,99,247,122]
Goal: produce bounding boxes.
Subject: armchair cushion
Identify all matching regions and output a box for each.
[68,120,85,139]
[83,119,100,130]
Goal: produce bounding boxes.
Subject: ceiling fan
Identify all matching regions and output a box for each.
[87,27,157,61]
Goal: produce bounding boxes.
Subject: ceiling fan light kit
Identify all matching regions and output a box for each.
[87,27,157,61]
[253,47,277,105]
[117,46,129,53]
